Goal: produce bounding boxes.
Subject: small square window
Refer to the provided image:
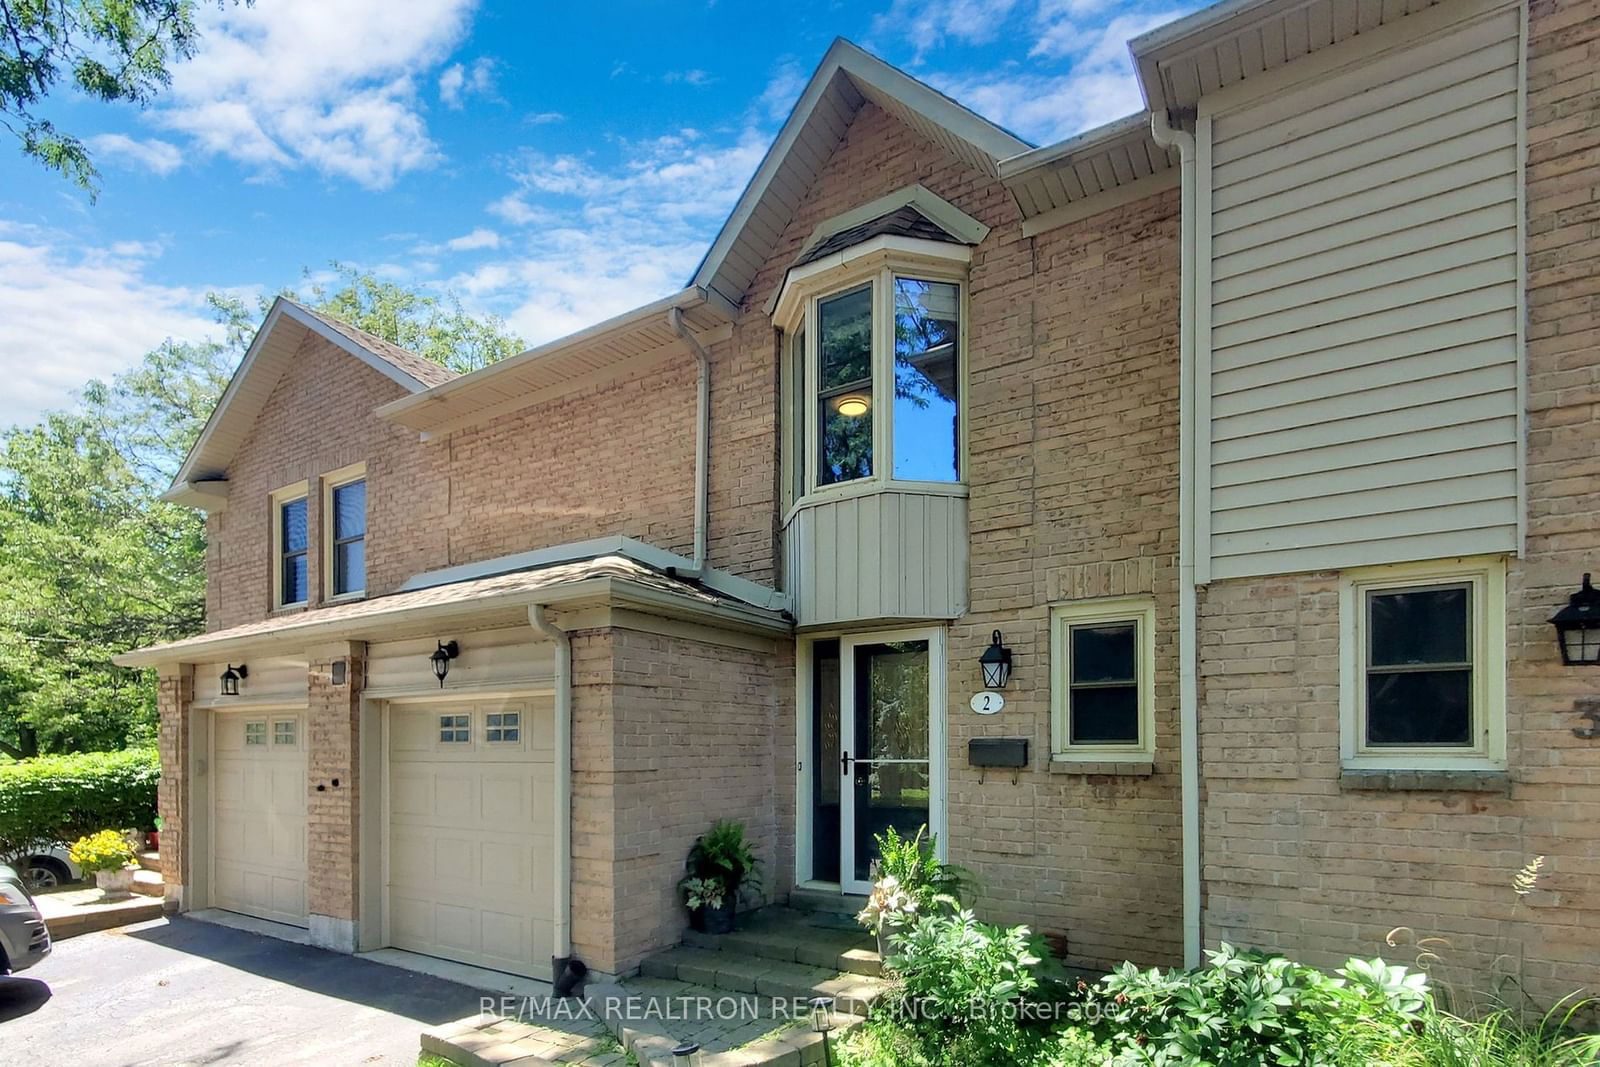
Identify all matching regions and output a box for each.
[1341,557,1506,770]
[486,711,520,743]
[244,721,267,746]
[439,713,470,743]
[272,719,297,746]
[1051,597,1155,761]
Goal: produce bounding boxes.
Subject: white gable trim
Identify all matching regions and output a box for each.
[691,38,1028,309]
[163,298,435,508]
[794,184,990,264]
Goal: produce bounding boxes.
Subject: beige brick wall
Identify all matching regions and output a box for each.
[305,643,365,923]
[1198,0,1600,1008]
[569,625,793,974]
[156,666,194,905]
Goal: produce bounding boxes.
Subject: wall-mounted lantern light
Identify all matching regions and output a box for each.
[220,664,248,696]
[1551,574,1600,666]
[979,630,1012,689]
[430,640,459,687]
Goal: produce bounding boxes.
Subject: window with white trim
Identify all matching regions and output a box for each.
[328,475,366,598]
[485,711,520,743]
[438,713,470,744]
[1340,557,1506,769]
[244,720,267,746]
[272,719,297,746]
[786,268,964,498]
[272,484,310,608]
[1050,597,1156,760]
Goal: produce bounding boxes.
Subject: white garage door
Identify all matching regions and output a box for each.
[387,698,554,977]
[211,711,308,926]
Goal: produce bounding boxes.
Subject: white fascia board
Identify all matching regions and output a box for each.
[998,112,1154,178]
[795,184,991,263]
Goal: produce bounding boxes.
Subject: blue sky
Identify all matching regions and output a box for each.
[0,0,1199,427]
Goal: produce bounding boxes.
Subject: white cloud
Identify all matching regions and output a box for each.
[445,228,501,251]
[461,129,767,345]
[757,59,808,123]
[156,0,478,189]
[664,69,715,87]
[929,8,1192,142]
[86,134,185,175]
[872,0,1026,60]
[525,111,566,126]
[0,224,221,427]
[439,57,498,109]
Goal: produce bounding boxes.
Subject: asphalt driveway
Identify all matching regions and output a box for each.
[0,916,494,1066]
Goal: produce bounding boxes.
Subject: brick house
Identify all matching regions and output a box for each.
[121,0,1600,1006]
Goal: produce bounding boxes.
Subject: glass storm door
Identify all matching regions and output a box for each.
[839,632,942,895]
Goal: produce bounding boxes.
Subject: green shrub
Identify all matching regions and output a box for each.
[881,908,1054,1066]
[1381,998,1600,1067]
[1076,943,1427,1066]
[682,819,760,898]
[0,748,159,863]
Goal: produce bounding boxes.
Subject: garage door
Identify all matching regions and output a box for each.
[211,711,308,926]
[387,698,554,977]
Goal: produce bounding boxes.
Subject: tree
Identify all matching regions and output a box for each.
[0,0,243,196]
[0,269,522,756]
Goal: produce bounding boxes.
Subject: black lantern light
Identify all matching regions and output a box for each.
[1551,574,1600,666]
[220,664,248,696]
[430,640,459,687]
[670,1042,702,1067]
[810,996,836,1067]
[979,630,1012,689]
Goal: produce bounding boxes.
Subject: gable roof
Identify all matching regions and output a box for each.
[689,38,1032,311]
[163,297,456,508]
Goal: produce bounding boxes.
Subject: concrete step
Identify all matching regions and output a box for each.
[592,976,861,1067]
[641,945,888,1016]
[34,890,164,940]
[138,851,161,872]
[786,886,867,920]
[131,868,165,897]
[683,907,882,978]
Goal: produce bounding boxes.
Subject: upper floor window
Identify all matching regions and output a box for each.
[1339,557,1506,770]
[802,271,963,495]
[324,466,367,598]
[272,483,310,608]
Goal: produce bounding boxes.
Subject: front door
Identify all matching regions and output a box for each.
[835,630,945,894]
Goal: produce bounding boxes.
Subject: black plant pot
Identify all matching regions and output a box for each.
[693,898,736,935]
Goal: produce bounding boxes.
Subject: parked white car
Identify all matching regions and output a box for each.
[17,846,81,889]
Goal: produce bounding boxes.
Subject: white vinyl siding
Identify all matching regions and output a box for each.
[1198,5,1524,581]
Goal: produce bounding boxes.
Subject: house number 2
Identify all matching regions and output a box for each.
[969,691,1005,715]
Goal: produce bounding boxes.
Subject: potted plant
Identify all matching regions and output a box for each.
[69,829,140,900]
[679,819,760,934]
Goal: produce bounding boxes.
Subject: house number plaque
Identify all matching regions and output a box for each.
[969,691,1005,715]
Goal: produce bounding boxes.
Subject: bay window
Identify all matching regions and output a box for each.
[789,266,964,499]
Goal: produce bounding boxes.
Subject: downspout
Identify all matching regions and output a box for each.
[668,306,710,576]
[529,604,581,992]
[1151,107,1202,969]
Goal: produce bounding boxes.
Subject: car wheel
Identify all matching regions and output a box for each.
[22,857,69,889]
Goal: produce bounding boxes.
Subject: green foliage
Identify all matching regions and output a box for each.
[1378,998,1600,1067]
[880,909,1050,1067]
[682,819,759,897]
[0,1,247,195]
[67,827,138,874]
[1076,943,1427,1066]
[0,747,158,862]
[0,270,521,758]
[873,824,973,907]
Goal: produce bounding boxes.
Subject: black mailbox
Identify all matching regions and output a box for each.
[968,738,1029,768]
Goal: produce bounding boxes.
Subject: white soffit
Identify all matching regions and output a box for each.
[999,112,1181,233]
[163,297,446,509]
[375,286,733,437]
[1130,0,1445,114]
[690,38,1031,311]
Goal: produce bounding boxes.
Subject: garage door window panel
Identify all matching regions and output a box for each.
[439,713,470,744]
[486,711,520,743]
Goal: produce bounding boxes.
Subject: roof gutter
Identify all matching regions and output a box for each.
[668,306,711,576]
[1150,107,1202,970]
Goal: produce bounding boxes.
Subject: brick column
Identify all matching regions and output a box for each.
[156,664,194,912]
[306,641,365,952]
